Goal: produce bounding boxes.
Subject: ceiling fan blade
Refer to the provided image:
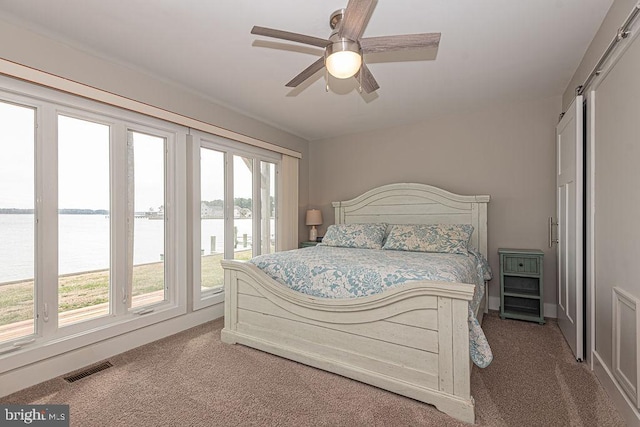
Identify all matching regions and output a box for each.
[251,26,330,48]
[356,63,379,94]
[360,33,441,54]
[339,0,375,41]
[285,57,325,87]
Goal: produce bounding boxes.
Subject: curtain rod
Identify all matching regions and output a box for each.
[576,2,640,95]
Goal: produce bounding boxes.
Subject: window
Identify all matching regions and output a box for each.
[0,80,186,364]
[0,100,36,343]
[260,161,277,255]
[200,148,225,291]
[192,133,280,308]
[57,115,111,326]
[0,74,295,381]
[129,131,166,309]
[233,155,253,260]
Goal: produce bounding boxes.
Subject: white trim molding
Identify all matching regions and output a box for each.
[593,350,640,425]
[0,58,302,159]
[612,287,640,408]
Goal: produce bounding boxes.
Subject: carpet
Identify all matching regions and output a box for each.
[1,312,625,426]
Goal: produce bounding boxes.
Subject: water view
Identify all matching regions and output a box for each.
[0,214,254,283]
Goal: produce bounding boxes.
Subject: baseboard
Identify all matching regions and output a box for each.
[593,350,640,425]
[0,303,223,398]
[488,296,557,318]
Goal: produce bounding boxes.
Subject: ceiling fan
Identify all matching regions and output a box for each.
[251,0,441,93]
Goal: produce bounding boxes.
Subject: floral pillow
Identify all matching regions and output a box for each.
[382,224,474,255]
[321,223,388,249]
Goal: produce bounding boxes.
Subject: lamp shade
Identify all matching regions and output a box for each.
[305,209,323,226]
[325,39,362,79]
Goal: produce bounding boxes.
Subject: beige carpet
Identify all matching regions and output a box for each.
[2,312,625,426]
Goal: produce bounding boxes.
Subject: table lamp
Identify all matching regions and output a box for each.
[305,209,323,242]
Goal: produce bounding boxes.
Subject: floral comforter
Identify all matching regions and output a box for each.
[249,245,493,368]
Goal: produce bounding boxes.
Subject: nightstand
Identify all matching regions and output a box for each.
[499,248,545,324]
[300,241,319,248]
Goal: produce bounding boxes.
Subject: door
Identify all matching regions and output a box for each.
[556,95,584,361]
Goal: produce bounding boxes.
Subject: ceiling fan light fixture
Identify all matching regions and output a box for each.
[325,39,362,79]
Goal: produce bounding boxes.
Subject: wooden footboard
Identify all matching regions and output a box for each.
[221,260,477,424]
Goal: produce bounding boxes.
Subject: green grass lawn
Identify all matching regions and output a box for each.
[0,250,252,326]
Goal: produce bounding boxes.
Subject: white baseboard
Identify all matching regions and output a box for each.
[488,296,557,318]
[592,350,640,425]
[0,303,223,398]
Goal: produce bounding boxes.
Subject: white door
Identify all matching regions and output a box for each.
[556,96,584,361]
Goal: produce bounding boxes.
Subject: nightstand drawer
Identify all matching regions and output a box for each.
[502,256,539,274]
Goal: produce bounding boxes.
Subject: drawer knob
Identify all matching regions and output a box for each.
[518,263,524,267]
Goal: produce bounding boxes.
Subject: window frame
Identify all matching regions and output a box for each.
[190,131,280,310]
[0,76,187,372]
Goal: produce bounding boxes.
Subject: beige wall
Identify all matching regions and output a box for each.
[0,19,311,242]
[562,0,638,112]
[309,96,561,305]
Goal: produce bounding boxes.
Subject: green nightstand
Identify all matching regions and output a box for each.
[300,241,319,248]
[499,248,545,324]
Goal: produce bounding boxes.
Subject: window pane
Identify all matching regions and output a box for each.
[58,115,110,326]
[233,156,252,260]
[200,148,225,291]
[0,101,35,342]
[260,161,276,254]
[129,131,165,309]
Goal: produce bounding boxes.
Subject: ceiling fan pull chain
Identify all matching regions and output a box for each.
[358,62,363,93]
[325,67,329,92]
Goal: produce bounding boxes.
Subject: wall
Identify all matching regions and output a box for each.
[0,19,311,243]
[309,96,561,308]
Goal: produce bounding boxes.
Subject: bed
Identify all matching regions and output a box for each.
[221,183,490,423]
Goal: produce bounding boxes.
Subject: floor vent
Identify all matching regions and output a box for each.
[64,361,113,383]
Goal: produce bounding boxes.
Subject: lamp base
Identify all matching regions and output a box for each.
[309,226,318,242]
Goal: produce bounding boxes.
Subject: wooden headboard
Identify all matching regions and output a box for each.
[332,183,490,257]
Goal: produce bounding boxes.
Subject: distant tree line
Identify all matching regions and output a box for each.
[202,198,271,211]
[0,208,109,215]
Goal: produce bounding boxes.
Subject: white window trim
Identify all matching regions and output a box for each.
[0,76,188,373]
[190,130,282,310]
[0,59,302,159]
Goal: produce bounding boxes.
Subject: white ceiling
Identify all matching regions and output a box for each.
[0,0,613,141]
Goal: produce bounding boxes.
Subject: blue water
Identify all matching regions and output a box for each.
[0,215,253,283]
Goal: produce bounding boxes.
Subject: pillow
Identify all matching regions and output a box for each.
[321,223,388,249]
[382,224,474,255]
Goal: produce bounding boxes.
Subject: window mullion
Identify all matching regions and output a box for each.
[38,104,59,336]
[111,123,128,316]
[253,158,261,258]
[189,134,202,304]
[224,153,234,260]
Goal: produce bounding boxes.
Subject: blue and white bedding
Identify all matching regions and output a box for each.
[249,245,493,368]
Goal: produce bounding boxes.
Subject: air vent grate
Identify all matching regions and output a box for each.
[64,361,113,383]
